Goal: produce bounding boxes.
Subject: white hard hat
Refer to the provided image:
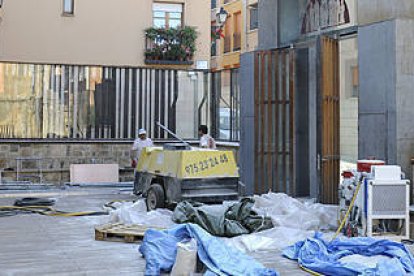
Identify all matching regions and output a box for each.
[138,128,147,135]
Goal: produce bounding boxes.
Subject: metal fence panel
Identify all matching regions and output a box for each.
[0,62,240,141]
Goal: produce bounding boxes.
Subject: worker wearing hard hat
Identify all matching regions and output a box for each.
[131,128,153,168]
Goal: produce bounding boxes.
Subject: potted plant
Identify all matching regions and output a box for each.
[180,27,197,61]
[145,27,159,41]
[145,49,153,60]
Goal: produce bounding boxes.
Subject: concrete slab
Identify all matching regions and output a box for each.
[0,188,307,275]
[70,164,119,183]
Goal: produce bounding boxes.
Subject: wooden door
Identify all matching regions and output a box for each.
[320,36,340,204]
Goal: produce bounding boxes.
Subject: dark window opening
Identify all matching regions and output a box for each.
[249,4,258,30]
[63,0,74,15]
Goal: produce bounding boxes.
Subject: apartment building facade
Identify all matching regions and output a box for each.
[210,0,259,71]
[0,0,210,68]
[0,0,215,183]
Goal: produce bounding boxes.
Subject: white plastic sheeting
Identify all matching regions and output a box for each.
[252,193,338,231]
[224,193,338,253]
[107,193,338,253]
[108,200,175,229]
[223,227,315,253]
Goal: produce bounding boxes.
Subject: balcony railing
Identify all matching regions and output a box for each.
[224,36,231,53]
[233,33,241,51]
[145,27,197,65]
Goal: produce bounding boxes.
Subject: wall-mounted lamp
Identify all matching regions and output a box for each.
[216,7,228,27]
[214,7,228,39]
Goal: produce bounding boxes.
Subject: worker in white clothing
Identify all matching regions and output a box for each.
[131,129,153,195]
[131,128,153,168]
[198,125,216,149]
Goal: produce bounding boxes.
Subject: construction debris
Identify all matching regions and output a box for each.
[0,197,108,217]
[106,192,338,252]
[172,198,273,237]
[14,197,56,207]
[65,182,134,188]
[95,223,164,243]
[283,233,414,275]
[139,224,279,276]
[108,199,175,229]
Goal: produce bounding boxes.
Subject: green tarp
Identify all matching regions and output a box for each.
[172,198,273,237]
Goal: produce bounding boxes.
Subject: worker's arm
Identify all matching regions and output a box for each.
[131,140,139,160]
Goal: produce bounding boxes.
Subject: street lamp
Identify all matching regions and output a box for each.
[214,7,228,40]
[216,7,228,27]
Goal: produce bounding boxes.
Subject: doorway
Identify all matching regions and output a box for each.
[251,36,344,203]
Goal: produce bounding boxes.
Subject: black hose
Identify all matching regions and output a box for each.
[14,197,56,207]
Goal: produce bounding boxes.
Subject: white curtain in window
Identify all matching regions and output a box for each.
[153,3,182,13]
[63,0,73,13]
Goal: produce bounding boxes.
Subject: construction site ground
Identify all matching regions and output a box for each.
[0,188,306,276]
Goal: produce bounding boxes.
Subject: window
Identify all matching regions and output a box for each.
[211,23,217,57]
[351,65,359,98]
[249,4,258,30]
[233,12,241,51]
[211,0,216,9]
[153,3,183,29]
[63,0,74,14]
[223,16,232,53]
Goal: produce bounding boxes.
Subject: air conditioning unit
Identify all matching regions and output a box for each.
[339,163,410,241]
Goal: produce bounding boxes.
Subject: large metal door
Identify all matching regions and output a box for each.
[252,38,340,200]
[319,36,340,204]
[254,49,296,195]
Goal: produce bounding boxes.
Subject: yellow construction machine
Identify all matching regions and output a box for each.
[133,124,243,210]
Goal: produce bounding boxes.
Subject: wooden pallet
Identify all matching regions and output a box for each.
[95,223,164,243]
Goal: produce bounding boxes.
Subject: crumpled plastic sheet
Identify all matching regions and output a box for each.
[283,233,414,275]
[252,193,338,231]
[223,193,338,253]
[223,226,315,253]
[108,200,175,229]
[107,193,338,253]
[172,198,274,237]
[139,223,279,276]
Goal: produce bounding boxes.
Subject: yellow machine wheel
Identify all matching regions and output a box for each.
[146,183,165,211]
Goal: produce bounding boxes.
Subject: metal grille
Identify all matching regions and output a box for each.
[0,63,242,141]
[372,185,407,216]
[254,50,296,195]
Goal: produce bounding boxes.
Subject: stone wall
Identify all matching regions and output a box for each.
[0,141,134,184]
[0,141,239,185]
[358,0,414,26]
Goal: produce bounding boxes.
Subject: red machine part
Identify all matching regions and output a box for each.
[341,170,354,179]
[357,160,385,173]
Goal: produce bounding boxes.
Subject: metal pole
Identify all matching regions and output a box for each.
[156,121,190,146]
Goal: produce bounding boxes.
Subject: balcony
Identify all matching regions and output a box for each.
[144,27,197,65]
[233,33,241,51]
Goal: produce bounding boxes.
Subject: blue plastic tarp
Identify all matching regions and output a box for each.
[139,223,278,276]
[283,233,414,275]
